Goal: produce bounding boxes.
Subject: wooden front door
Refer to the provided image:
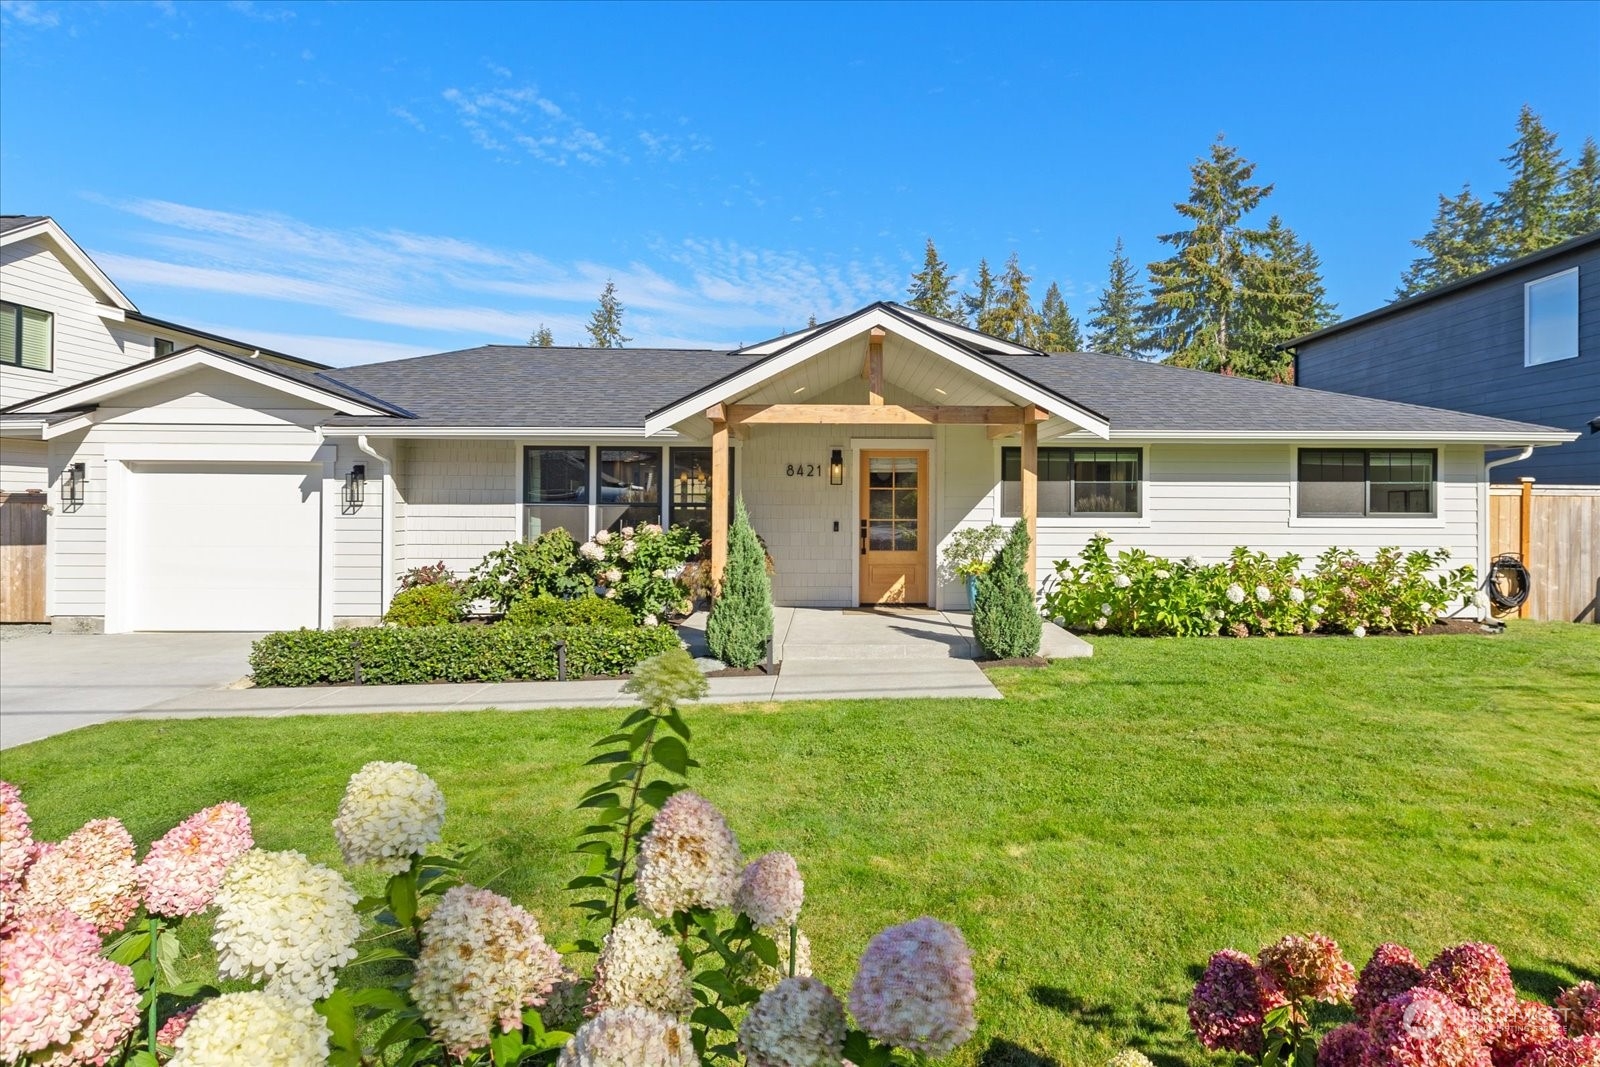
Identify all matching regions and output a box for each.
[859,450,928,605]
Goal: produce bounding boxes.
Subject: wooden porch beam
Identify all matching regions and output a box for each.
[724,403,1049,426]
[865,327,885,406]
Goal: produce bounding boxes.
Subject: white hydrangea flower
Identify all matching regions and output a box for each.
[558,1006,697,1067]
[589,917,693,1017]
[635,791,741,917]
[643,614,659,627]
[211,850,359,1003]
[621,540,638,559]
[1093,617,1107,630]
[1353,626,1367,638]
[332,761,445,874]
[1100,603,1112,616]
[169,991,330,1067]
[413,885,565,1057]
[621,527,636,538]
[1255,585,1273,603]
[1093,529,1109,540]
[735,852,804,930]
[604,568,623,584]
[1225,583,1246,605]
[580,542,605,561]
[1114,574,1132,589]
[1182,555,1200,568]
[1289,587,1305,603]
[1420,602,1433,615]
[594,530,613,545]
[1154,569,1170,580]
[1312,604,1326,616]
[1107,1051,1157,1067]
[738,977,847,1067]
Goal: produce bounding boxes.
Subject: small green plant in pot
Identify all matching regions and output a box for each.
[940,524,1006,607]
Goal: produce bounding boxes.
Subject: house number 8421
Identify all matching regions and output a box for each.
[785,463,822,477]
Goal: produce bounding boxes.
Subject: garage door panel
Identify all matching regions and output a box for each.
[129,464,321,631]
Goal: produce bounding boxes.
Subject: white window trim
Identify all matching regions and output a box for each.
[1524,266,1580,368]
[1,300,55,374]
[990,441,1151,528]
[1287,445,1447,529]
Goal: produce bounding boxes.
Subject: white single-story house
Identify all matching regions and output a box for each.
[0,215,1578,632]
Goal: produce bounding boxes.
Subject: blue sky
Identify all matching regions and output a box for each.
[2,0,1596,366]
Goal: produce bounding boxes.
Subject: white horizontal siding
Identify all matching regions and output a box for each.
[0,437,48,492]
[395,440,518,579]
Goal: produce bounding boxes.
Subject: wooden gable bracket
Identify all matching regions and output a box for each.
[863,327,886,406]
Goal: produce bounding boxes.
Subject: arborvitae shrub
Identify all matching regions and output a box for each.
[973,518,1042,658]
[705,497,774,669]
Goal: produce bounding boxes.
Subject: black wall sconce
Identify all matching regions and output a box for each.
[829,448,844,485]
[343,463,366,513]
[61,462,86,510]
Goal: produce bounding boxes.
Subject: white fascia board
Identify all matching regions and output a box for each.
[738,323,830,356]
[644,305,1111,438]
[0,419,46,438]
[41,413,98,439]
[9,348,390,417]
[328,425,683,438]
[0,218,138,312]
[1051,429,1581,445]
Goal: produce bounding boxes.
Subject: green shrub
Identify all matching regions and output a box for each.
[705,497,773,669]
[973,519,1043,659]
[577,523,699,622]
[397,561,457,591]
[504,594,635,629]
[249,623,681,687]
[383,583,465,627]
[469,531,591,611]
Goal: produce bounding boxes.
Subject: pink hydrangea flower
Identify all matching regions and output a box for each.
[0,907,138,1065]
[1516,1037,1600,1067]
[1362,987,1493,1067]
[157,1005,200,1048]
[1556,984,1600,1038]
[137,802,253,918]
[734,852,804,930]
[1190,949,1275,1055]
[1258,933,1358,1006]
[1491,1001,1565,1067]
[1356,944,1427,1023]
[848,917,977,1059]
[0,780,35,929]
[1426,943,1517,1036]
[1317,1022,1369,1067]
[21,818,140,933]
[635,791,742,917]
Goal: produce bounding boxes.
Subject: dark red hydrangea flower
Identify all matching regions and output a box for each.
[1516,1036,1600,1067]
[1556,984,1600,1038]
[1362,987,1493,1067]
[1492,1001,1565,1067]
[1425,943,1517,1036]
[1356,944,1428,1024]
[1259,933,1359,1006]
[1318,1023,1369,1067]
[1190,949,1271,1055]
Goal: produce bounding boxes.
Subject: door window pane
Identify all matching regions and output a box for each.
[524,447,589,541]
[599,448,662,532]
[867,457,920,553]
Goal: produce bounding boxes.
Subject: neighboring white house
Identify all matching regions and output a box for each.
[0,216,1577,633]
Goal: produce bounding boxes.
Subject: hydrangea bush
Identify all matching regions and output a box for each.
[577,523,700,624]
[1046,534,1477,637]
[1189,934,1597,1067]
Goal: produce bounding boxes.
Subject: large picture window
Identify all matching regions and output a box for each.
[669,448,735,539]
[1525,268,1579,367]
[1298,449,1435,517]
[598,448,662,532]
[1001,447,1141,518]
[0,301,53,372]
[523,447,589,541]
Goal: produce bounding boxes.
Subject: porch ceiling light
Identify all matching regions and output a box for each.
[829,448,844,485]
[62,461,86,509]
[344,463,366,511]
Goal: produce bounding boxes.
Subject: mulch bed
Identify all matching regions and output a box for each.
[703,665,782,678]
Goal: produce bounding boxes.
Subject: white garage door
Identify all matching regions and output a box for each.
[128,463,321,631]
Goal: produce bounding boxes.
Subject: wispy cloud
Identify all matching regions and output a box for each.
[0,0,61,28]
[226,0,295,22]
[88,198,897,363]
[389,106,426,132]
[440,82,619,166]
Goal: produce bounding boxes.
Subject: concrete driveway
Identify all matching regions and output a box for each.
[0,631,258,749]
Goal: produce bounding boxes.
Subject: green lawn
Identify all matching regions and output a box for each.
[6,622,1599,1066]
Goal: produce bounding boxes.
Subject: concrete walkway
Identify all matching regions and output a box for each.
[1,610,1091,747]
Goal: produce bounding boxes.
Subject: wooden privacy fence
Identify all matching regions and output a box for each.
[1490,483,1599,623]
[0,491,48,624]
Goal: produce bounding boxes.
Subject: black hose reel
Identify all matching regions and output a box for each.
[1487,554,1531,612]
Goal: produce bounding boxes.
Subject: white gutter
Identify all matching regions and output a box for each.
[355,435,395,615]
[1484,445,1535,474]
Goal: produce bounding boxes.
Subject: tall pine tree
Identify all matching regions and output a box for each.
[963,258,1000,336]
[1237,216,1337,381]
[528,324,555,347]
[1397,186,1494,297]
[1491,105,1569,259]
[1087,238,1146,358]
[1560,137,1600,235]
[1143,136,1273,374]
[1037,282,1083,352]
[586,280,631,348]
[988,252,1040,344]
[906,238,963,322]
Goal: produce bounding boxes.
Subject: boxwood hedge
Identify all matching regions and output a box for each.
[249,622,682,688]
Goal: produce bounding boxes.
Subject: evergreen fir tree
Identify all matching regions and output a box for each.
[1396,186,1494,298]
[989,252,1040,344]
[906,238,963,322]
[1144,136,1273,374]
[586,280,632,348]
[1491,105,1569,259]
[529,325,555,347]
[963,258,999,336]
[704,497,773,669]
[1560,137,1600,235]
[1037,282,1083,352]
[1087,238,1146,358]
[807,313,818,328]
[1237,216,1337,382]
[972,519,1041,659]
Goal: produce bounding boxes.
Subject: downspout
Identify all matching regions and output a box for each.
[1476,446,1535,620]
[355,435,395,616]
[1484,445,1534,475]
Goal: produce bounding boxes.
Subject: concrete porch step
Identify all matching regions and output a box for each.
[778,639,976,662]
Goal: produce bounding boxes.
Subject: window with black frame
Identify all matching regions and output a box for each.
[1001,447,1141,517]
[598,448,662,532]
[668,448,736,539]
[523,446,590,540]
[1297,449,1435,517]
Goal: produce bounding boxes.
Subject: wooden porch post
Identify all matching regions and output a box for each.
[1021,420,1038,592]
[711,419,730,593]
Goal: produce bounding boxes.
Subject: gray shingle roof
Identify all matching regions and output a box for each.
[0,215,48,234]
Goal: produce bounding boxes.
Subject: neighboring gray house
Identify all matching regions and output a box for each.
[1288,231,1600,484]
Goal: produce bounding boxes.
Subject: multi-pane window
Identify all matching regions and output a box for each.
[154,337,175,358]
[669,448,735,539]
[1297,449,1435,517]
[1525,268,1579,367]
[1001,447,1142,518]
[0,302,53,371]
[866,456,921,550]
[523,447,589,541]
[598,448,662,532]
